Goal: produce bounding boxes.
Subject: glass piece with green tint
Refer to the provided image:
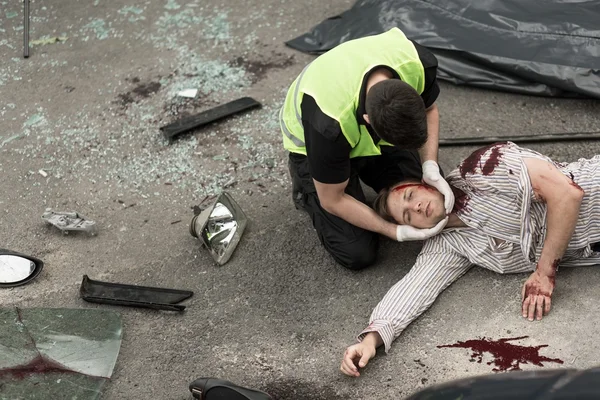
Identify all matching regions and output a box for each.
[0,308,122,400]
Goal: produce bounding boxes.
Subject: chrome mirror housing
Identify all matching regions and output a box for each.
[0,249,44,288]
[189,192,248,265]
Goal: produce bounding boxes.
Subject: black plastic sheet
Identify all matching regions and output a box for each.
[287,0,600,98]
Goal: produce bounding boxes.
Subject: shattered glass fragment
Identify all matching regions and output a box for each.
[0,308,122,400]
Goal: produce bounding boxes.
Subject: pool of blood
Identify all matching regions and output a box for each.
[437,336,563,372]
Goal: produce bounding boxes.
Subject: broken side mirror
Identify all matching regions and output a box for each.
[0,249,44,288]
[189,192,248,266]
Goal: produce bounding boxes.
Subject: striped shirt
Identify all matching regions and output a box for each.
[359,142,600,352]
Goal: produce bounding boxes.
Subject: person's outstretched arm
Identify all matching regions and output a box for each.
[340,239,472,377]
[521,157,584,321]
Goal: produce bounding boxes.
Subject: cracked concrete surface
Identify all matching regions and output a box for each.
[1,0,600,399]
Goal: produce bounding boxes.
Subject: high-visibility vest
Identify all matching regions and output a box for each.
[280,28,426,158]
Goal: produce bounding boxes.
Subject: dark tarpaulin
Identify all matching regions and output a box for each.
[286,0,600,99]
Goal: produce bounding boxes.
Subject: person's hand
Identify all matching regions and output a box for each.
[396,217,448,241]
[521,270,555,321]
[340,341,377,377]
[422,160,455,214]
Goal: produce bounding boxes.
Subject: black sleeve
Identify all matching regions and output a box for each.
[301,95,352,184]
[410,40,440,108]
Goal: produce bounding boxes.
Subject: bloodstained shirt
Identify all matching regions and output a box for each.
[359,142,600,352]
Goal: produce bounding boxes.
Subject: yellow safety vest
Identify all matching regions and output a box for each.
[280,27,426,158]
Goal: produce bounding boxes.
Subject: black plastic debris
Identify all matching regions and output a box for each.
[440,130,600,147]
[80,275,193,311]
[189,378,272,400]
[286,0,600,99]
[161,97,262,140]
[406,366,600,400]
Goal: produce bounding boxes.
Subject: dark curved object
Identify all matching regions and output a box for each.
[189,378,272,400]
[80,275,193,311]
[286,0,600,99]
[189,368,600,400]
[0,248,44,288]
[160,97,261,140]
[406,367,600,400]
[439,131,600,146]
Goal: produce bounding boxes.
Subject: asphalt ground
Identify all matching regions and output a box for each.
[1,1,600,399]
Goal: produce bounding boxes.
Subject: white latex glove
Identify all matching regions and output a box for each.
[396,217,448,242]
[422,160,455,214]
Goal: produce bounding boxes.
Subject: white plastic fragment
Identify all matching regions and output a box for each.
[177,89,198,98]
[38,169,48,177]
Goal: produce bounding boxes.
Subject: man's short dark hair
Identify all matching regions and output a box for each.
[373,185,395,223]
[365,79,428,149]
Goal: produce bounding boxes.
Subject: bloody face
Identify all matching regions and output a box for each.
[387,183,446,228]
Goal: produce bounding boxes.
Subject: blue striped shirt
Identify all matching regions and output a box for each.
[360,142,600,352]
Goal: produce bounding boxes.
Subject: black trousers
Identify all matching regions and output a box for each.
[288,147,423,270]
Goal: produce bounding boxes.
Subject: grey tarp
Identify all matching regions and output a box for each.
[286,0,600,98]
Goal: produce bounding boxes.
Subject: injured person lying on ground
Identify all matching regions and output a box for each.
[340,141,600,377]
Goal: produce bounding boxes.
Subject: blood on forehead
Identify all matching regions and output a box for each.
[392,183,436,193]
[392,183,421,193]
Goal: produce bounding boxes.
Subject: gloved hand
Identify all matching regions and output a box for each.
[396,217,448,241]
[422,160,455,214]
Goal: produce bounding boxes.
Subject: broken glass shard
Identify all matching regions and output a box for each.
[0,308,122,400]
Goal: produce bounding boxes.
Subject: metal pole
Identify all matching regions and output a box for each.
[23,0,30,58]
[439,131,600,146]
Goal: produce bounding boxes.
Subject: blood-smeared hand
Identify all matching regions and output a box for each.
[521,270,555,321]
[340,341,376,377]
